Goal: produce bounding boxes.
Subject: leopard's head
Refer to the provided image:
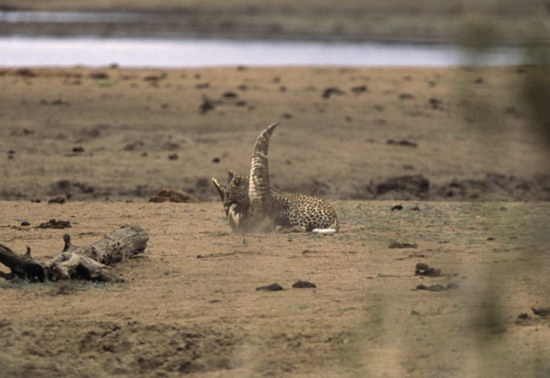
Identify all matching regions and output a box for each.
[212,172,249,215]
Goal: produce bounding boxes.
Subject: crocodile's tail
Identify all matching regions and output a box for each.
[248,122,278,216]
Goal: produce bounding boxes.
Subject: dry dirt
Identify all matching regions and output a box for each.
[1,66,549,202]
[1,65,549,377]
[0,200,549,377]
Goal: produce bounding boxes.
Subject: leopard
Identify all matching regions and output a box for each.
[212,122,339,234]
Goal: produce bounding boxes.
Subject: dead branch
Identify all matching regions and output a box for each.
[0,245,46,282]
[0,224,148,283]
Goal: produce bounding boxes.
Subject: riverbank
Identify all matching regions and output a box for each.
[1,65,548,202]
[0,1,549,44]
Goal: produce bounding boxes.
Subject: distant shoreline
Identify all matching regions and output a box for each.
[1,9,548,46]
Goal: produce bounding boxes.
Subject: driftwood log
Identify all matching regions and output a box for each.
[0,225,148,283]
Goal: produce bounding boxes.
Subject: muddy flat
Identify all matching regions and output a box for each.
[0,65,549,377]
[1,66,548,202]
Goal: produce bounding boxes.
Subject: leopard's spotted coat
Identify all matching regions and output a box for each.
[212,123,339,233]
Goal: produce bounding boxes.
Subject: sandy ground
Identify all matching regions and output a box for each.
[1,66,549,377]
[1,200,549,377]
[1,66,549,202]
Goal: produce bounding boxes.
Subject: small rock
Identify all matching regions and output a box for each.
[199,96,215,114]
[411,206,421,211]
[351,85,367,94]
[212,157,220,163]
[48,197,66,204]
[391,204,403,211]
[21,221,30,226]
[15,68,36,77]
[168,153,178,160]
[37,219,71,229]
[415,263,441,277]
[389,242,417,249]
[399,93,415,100]
[256,283,284,291]
[322,87,345,99]
[415,262,430,271]
[90,72,108,80]
[292,280,317,288]
[428,97,443,109]
[387,139,417,148]
[72,146,85,153]
[416,284,446,291]
[532,307,550,317]
[222,91,238,98]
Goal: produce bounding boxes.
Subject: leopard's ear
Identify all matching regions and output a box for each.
[248,122,278,214]
[227,171,234,183]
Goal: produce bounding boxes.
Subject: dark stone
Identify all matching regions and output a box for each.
[389,242,417,249]
[72,146,85,153]
[351,85,368,93]
[387,139,417,148]
[428,97,443,109]
[90,72,108,79]
[415,262,441,277]
[532,307,550,317]
[415,263,430,271]
[199,96,215,114]
[222,91,238,98]
[399,93,415,100]
[37,219,71,229]
[322,87,345,99]
[48,197,66,204]
[256,283,284,291]
[416,284,446,291]
[391,204,404,211]
[292,280,317,288]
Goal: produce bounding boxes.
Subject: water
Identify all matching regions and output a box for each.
[0,36,525,68]
[0,10,526,68]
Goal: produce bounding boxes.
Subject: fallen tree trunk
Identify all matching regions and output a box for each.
[0,224,148,283]
[0,245,46,282]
